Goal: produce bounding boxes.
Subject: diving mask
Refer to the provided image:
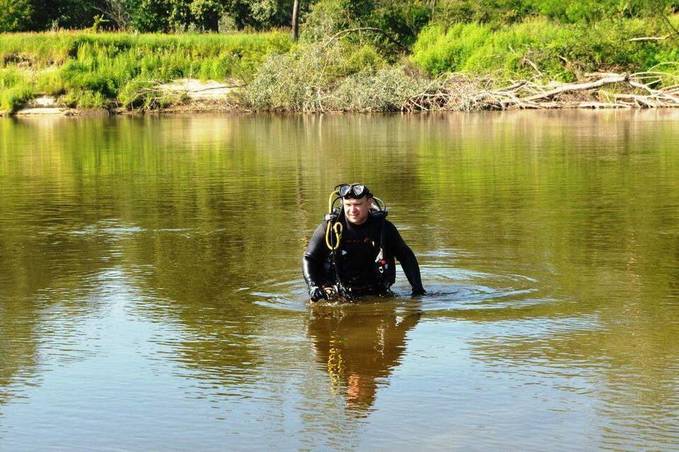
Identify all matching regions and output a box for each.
[336,183,372,199]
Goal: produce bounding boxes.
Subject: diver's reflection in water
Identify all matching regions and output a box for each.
[307,301,421,415]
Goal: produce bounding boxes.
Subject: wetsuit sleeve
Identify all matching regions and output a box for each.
[385,221,425,294]
[302,221,330,289]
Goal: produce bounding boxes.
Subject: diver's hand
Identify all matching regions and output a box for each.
[411,287,426,297]
[309,286,326,302]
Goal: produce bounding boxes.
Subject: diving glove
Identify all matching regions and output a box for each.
[309,286,326,302]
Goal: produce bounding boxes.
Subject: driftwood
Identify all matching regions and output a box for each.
[522,74,627,102]
[403,71,679,112]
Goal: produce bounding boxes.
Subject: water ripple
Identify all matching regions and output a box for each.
[245,263,549,315]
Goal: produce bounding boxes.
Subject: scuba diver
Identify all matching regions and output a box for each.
[302,183,426,301]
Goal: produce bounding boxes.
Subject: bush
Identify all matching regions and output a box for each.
[245,38,424,112]
[245,40,387,111]
[300,0,346,43]
[245,45,333,111]
[330,66,425,111]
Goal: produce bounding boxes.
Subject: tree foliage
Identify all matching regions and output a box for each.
[302,0,433,53]
[0,0,33,32]
[3,0,304,31]
[432,0,679,25]
[4,0,679,36]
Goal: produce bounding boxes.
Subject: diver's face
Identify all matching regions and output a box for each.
[343,196,371,225]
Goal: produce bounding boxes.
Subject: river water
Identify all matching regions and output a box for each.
[1,111,678,450]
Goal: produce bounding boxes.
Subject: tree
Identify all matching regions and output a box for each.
[29,0,106,30]
[0,0,33,31]
[95,0,132,29]
[128,0,172,31]
[292,0,300,39]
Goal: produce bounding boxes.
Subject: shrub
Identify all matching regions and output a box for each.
[245,40,387,111]
[245,47,326,111]
[330,66,425,111]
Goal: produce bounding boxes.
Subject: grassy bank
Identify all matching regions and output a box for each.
[245,14,679,111]
[1,14,678,114]
[0,31,291,113]
[411,17,679,82]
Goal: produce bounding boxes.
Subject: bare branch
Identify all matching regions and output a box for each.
[629,35,670,41]
[323,27,408,52]
[522,74,628,102]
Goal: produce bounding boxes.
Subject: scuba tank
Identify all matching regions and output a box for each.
[324,187,393,299]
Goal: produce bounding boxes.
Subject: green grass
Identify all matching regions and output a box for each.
[0,67,35,112]
[0,31,292,112]
[1,18,678,114]
[411,15,679,82]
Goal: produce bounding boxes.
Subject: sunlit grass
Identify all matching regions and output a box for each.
[0,31,292,112]
[411,14,679,82]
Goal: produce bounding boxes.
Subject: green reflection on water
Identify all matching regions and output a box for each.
[1,112,678,449]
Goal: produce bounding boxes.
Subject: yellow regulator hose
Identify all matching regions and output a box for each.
[325,190,343,251]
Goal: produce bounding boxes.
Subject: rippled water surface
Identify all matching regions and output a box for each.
[1,112,679,450]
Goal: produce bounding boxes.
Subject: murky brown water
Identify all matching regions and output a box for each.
[1,111,679,450]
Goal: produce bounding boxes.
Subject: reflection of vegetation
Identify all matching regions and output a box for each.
[308,303,420,414]
[1,113,678,437]
[465,296,679,449]
[0,117,124,402]
[0,296,39,407]
[394,111,679,447]
[406,112,679,282]
[0,114,386,388]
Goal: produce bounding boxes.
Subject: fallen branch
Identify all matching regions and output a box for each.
[522,74,628,102]
[402,71,679,112]
[578,102,632,109]
[522,57,543,77]
[629,35,670,42]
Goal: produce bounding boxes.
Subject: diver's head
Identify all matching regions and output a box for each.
[337,183,373,225]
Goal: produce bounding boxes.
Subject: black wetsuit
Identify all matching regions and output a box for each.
[303,213,425,297]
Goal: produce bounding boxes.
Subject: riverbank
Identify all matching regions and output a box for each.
[10,73,679,117]
[11,78,241,116]
[0,31,291,115]
[2,19,678,116]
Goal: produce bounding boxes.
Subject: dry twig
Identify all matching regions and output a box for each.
[402,71,679,111]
